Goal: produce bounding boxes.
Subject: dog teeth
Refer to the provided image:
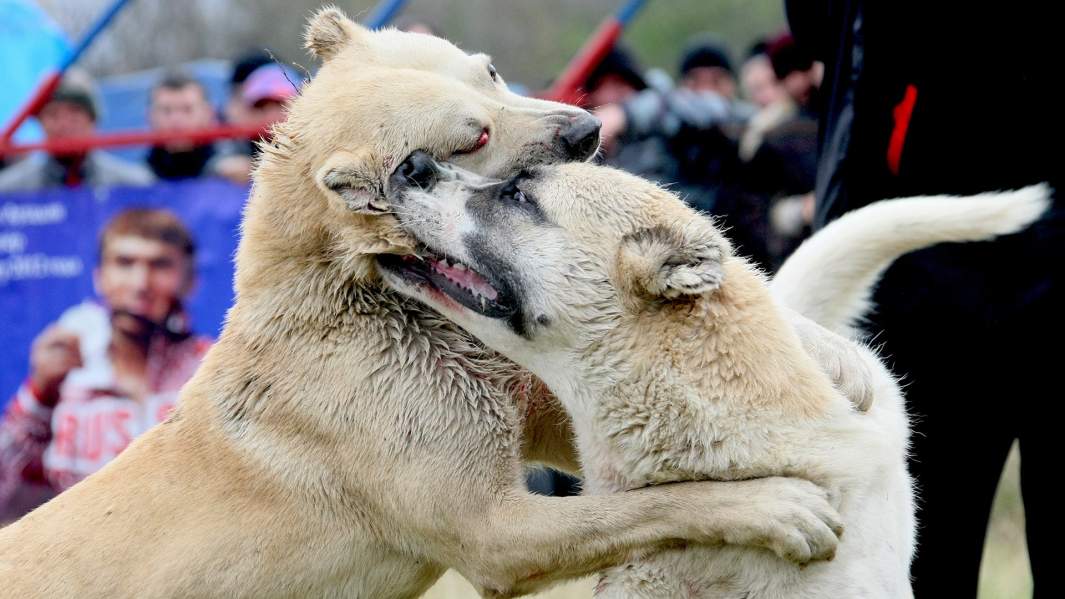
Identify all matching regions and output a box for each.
[480,296,487,310]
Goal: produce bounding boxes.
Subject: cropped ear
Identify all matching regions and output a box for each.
[304,6,364,61]
[616,218,731,302]
[315,150,388,214]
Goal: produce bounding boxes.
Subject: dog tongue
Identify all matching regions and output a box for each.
[434,260,498,301]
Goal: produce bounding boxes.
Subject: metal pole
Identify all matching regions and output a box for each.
[365,0,411,30]
[542,0,649,104]
[1,0,136,144]
[0,123,268,159]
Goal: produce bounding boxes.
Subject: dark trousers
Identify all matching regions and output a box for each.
[870,223,1063,598]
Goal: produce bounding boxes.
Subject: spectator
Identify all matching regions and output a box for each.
[243,64,297,129]
[145,70,220,180]
[0,208,211,522]
[787,1,1059,596]
[588,40,770,266]
[766,31,822,114]
[394,16,438,36]
[678,36,739,100]
[740,41,789,110]
[738,41,795,161]
[214,63,300,185]
[222,52,274,129]
[741,33,823,267]
[590,42,752,206]
[582,46,648,110]
[0,69,154,192]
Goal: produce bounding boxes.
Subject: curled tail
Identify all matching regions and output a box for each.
[771,184,1052,335]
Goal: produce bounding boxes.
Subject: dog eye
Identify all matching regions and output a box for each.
[487,64,498,82]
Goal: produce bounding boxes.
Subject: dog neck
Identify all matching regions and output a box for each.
[535,258,841,491]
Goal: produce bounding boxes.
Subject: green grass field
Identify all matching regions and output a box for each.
[423,444,1032,598]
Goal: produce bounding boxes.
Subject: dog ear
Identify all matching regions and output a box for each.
[616,218,731,302]
[304,6,364,61]
[315,150,389,214]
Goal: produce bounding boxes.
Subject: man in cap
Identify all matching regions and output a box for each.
[678,37,739,100]
[0,69,154,192]
[213,63,299,185]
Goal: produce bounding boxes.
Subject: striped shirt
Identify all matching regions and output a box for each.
[0,302,209,520]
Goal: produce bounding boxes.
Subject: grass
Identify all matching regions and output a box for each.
[979,443,1032,598]
[421,443,1032,598]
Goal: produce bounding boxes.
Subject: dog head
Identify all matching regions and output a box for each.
[238,7,602,292]
[377,151,731,375]
[299,6,600,215]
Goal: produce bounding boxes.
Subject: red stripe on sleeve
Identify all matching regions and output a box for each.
[887,84,919,176]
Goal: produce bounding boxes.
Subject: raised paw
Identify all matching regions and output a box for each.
[792,314,876,412]
[722,477,844,565]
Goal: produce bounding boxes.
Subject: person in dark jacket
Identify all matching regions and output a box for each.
[145,71,220,180]
[740,33,823,268]
[787,1,1060,596]
[0,70,154,192]
[588,42,771,267]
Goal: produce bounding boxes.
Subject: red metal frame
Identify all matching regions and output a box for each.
[0,123,268,158]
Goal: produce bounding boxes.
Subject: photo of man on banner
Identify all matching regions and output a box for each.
[0,207,211,522]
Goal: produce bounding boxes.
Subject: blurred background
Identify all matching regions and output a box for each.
[35,0,786,84]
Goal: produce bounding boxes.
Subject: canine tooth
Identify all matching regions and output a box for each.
[480,296,487,310]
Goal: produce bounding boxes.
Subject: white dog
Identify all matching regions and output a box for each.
[379,152,1048,598]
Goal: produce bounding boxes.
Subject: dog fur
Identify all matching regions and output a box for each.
[0,9,859,599]
[380,155,1049,598]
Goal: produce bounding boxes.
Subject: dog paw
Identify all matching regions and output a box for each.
[722,477,843,565]
[792,314,875,412]
[829,346,876,413]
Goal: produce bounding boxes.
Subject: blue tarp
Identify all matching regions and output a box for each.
[0,179,248,404]
[0,0,70,144]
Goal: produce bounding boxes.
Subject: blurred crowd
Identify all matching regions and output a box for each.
[0,52,302,191]
[0,26,825,273]
[581,32,821,271]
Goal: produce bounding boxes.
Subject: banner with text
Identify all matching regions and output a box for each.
[0,179,248,405]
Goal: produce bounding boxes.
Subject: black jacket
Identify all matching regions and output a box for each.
[787,0,1059,227]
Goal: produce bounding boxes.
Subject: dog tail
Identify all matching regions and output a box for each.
[771,184,1052,335]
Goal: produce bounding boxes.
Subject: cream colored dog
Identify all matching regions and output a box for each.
[380,152,1049,598]
[0,9,858,599]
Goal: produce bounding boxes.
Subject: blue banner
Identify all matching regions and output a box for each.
[0,179,248,405]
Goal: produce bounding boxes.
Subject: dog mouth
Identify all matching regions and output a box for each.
[377,247,517,319]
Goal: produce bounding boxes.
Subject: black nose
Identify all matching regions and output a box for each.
[560,113,602,160]
[391,150,438,191]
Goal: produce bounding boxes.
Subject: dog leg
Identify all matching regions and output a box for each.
[455,477,843,597]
